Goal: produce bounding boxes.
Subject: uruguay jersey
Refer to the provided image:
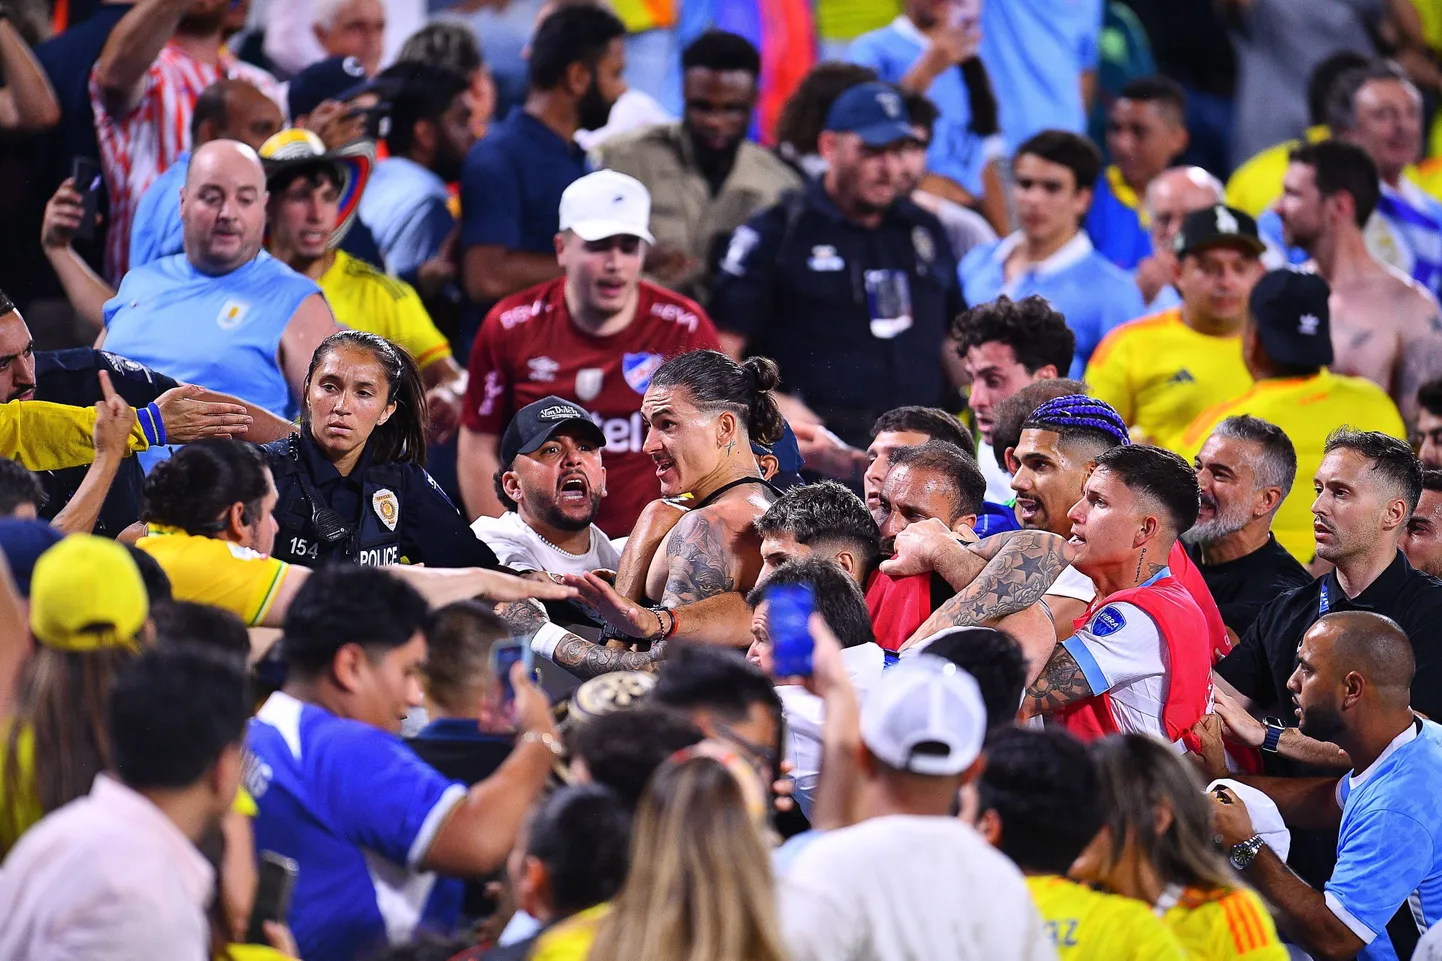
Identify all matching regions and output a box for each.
[102,250,320,419]
[246,692,467,961]
[1329,719,1442,961]
[127,150,188,269]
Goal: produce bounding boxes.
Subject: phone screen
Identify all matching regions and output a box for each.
[489,640,533,704]
[768,583,815,678]
[245,850,298,945]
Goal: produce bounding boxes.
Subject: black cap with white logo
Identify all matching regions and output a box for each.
[500,395,606,466]
[1174,205,1266,259]
[1249,268,1334,368]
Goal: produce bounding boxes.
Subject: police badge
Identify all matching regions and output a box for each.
[372,488,399,532]
[912,226,936,265]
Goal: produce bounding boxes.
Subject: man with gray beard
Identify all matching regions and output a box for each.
[1184,415,1311,639]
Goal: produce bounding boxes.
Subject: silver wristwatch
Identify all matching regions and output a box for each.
[1229,834,1266,871]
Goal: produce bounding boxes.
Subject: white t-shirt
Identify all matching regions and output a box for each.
[778,644,888,818]
[779,815,1054,961]
[976,439,1015,505]
[1061,600,1174,744]
[1045,564,1098,605]
[471,512,622,576]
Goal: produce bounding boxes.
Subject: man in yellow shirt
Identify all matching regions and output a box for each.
[136,438,572,633]
[1087,205,1264,452]
[1224,52,1369,218]
[974,727,1185,960]
[1180,269,1405,563]
[259,130,468,440]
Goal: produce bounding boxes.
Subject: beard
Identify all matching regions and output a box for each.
[577,78,614,132]
[534,490,603,534]
[1182,494,1252,547]
[1298,697,1345,743]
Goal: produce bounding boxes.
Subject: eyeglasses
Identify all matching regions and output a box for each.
[712,720,780,772]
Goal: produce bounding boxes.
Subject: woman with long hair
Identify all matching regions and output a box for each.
[264,330,499,570]
[586,750,787,961]
[1073,734,1289,960]
[0,536,151,855]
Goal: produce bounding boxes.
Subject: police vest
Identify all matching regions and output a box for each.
[263,436,408,568]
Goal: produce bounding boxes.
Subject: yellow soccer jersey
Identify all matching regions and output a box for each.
[1179,370,1405,562]
[1225,126,1328,218]
[1161,886,1289,961]
[136,526,292,626]
[318,250,453,372]
[1085,308,1252,453]
[1026,875,1185,960]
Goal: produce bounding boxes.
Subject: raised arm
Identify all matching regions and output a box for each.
[901,529,1072,649]
[42,180,117,334]
[0,17,58,131]
[457,427,505,521]
[92,0,191,118]
[51,372,134,534]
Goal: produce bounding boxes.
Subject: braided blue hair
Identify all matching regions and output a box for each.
[1022,395,1131,447]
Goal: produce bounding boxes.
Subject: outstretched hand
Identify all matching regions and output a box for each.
[154,384,253,441]
[475,569,576,604]
[561,570,654,638]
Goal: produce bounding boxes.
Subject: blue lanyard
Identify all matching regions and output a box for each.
[1320,581,1330,615]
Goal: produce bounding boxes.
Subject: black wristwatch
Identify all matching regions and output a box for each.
[1261,717,1286,753]
[1229,834,1266,871]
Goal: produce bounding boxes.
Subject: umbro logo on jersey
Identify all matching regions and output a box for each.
[528,357,559,382]
[1168,369,1196,385]
[1298,313,1321,335]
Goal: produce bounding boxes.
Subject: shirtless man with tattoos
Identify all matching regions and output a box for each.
[496,349,783,677]
[1278,141,1442,429]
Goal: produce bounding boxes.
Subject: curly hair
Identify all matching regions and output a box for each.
[952,295,1076,376]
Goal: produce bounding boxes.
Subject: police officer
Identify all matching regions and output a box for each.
[266,329,499,569]
[710,81,962,450]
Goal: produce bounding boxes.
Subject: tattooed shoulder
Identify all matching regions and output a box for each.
[662,508,737,607]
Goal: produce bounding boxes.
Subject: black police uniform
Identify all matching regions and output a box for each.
[709,179,963,448]
[265,429,499,569]
[32,348,180,537]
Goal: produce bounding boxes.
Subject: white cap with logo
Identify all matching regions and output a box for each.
[861,654,987,776]
[559,169,655,244]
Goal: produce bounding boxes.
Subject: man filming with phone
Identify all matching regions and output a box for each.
[246,567,562,961]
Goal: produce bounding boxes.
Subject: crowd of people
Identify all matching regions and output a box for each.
[3,0,1442,960]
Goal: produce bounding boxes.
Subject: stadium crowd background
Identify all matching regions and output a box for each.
[4,0,1442,960]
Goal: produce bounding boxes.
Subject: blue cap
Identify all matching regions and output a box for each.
[752,422,807,491]
[824,82,914,147]
[0,519,64,597]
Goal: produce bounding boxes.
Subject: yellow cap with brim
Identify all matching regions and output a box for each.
[29,535,148,653]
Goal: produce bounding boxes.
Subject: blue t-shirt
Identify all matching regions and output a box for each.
[128,150,188,269]
[847,18,1000,198]
[459,108,589,255]
[1328,718,1442,961]
[359,157,455,279]
[959,232,1145,376]
[1084,166,1152,270]
[247,692,467,961]
[101,250,320,419]
[980,0,1104,152]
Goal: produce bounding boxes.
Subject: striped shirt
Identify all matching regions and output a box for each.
[89,43,281,283]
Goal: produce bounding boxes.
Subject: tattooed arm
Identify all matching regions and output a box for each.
[901,530,1071,649]
[1394,308,1442,430]
[503,510,744,679]
[1018,646,1094,720]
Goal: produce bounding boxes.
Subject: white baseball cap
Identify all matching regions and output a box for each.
[861,654,987,776]
[558,169,655,244]
[1206,778,1292,862]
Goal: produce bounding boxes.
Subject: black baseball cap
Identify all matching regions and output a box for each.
[500,396,606,466]
[1174,205,1266,259]
[288,56,401,121]
[1249,269,1334,368]
[824,82,914,147]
